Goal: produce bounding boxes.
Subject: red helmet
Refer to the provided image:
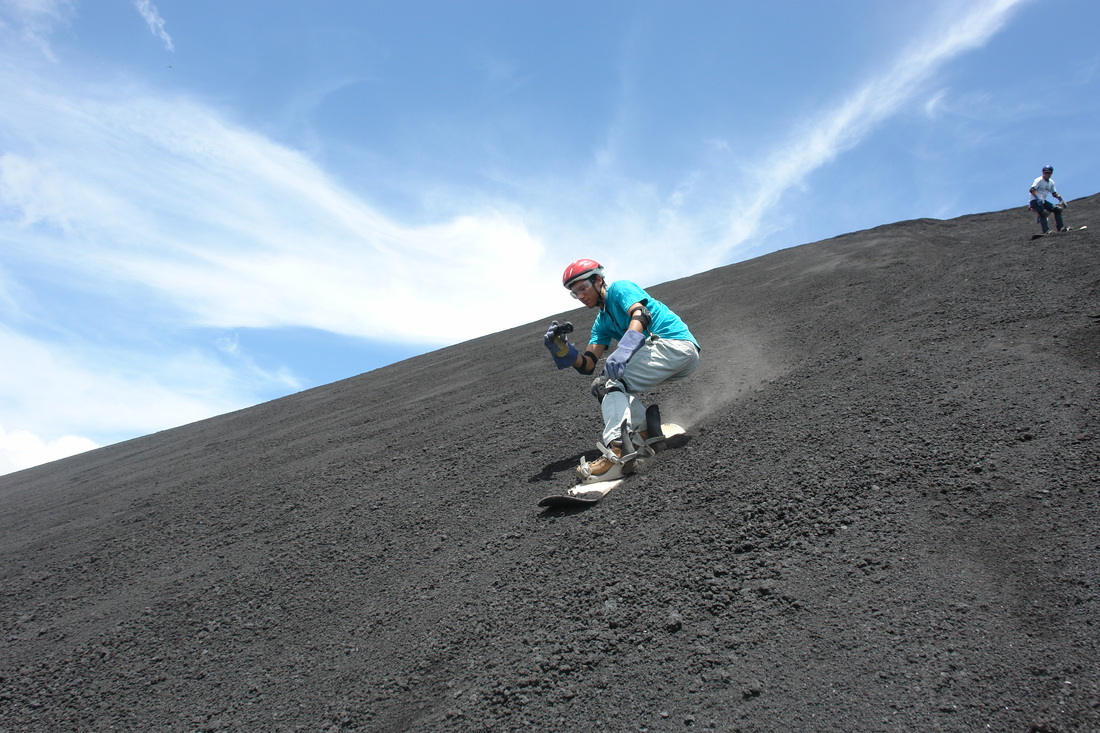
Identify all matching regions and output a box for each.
[562,258,604,289]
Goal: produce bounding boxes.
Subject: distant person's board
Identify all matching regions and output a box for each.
[1031,225,1088,241]
[537,423,688,509]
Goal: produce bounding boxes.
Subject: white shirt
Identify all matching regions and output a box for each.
[1030,175,1059,202]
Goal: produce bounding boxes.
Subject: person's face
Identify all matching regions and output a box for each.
[1042,169,1052,178]
[569,277,601,308]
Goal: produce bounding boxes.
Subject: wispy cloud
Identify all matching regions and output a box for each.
[1,71,560,345]
[923,89,949,118]
[0,55,564,472]
[703,0,1032,264]
[134,0,173,51]
[6,0,1028,337]
[0,0,73,59]
[502,0,1034,291]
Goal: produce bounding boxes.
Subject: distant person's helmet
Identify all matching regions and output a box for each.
[1042,165,1053,173]
[562,259,604,289]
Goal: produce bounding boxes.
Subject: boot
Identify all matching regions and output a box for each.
[577,441,635,483]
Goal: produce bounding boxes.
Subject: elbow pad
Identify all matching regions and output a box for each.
[628,304,652,331]
[573,350,598,375]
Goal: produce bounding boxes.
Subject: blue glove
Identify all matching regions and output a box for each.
[544,321,578,370]
[604,330,645,380]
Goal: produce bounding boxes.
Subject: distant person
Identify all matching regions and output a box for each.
[1029,164,1068,235]
[542,259,700,483]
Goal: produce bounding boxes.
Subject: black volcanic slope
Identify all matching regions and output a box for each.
[3,197,1099,732]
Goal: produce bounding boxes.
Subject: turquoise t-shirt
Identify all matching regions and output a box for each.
[590,280,699,348]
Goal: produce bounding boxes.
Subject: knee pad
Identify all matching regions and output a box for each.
[590,376,625,403]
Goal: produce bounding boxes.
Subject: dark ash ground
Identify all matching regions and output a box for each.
[2,197,1099,732]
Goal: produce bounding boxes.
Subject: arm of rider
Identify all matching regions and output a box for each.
[603,302,649,380]
[574,343,606,374]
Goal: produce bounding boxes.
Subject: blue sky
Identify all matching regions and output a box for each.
[2,0,1098,475]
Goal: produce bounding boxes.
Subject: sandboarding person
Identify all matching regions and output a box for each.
[543,259,700,483]
[1029,164,1068,235]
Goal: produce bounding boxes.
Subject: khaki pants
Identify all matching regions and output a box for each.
[600,337,699,445]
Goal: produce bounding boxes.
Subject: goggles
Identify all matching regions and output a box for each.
[569,279,595,299]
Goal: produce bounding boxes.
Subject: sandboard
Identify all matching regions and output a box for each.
[537,482,623,509]
[537,423,687,509]
[1031,225,1087,241]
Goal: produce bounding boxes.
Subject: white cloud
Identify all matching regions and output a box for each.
[0,426,98,476]
[0,55,569,473]
[0,5,592,476]
[0,70,563,345]
[0,328,244,437]
[0,325,294,475]
[134,0,173,51]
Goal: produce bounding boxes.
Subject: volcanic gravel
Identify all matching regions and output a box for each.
[2,197,1099,732]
